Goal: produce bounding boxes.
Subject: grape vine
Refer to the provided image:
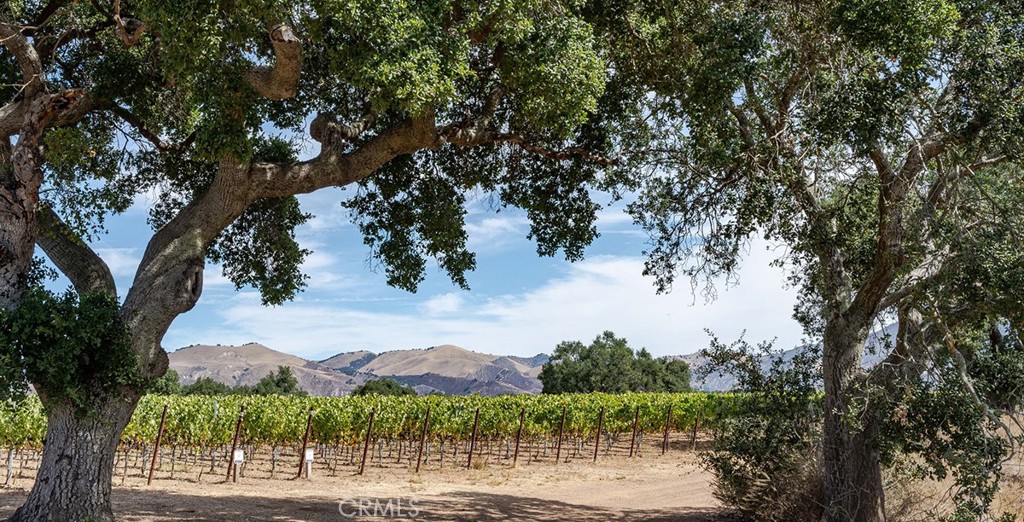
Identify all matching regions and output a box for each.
[3,392,746,448]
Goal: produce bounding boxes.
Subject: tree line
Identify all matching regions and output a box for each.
[539,331,691,394]
[150,366,307,397]
[153,334,689,397]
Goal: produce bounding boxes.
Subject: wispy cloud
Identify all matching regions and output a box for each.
[297,188,353,235]
[201,265,233,288]
[421,292,465,316]
[465,215,530,252]
[95,248,140,278]
[164,242,802,361]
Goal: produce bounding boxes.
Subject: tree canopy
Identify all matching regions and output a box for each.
[0,0,614,307]
[180,376,233,396]
[0,2,628,518]
[590,1,1024,520]
[148,368,181,395]
[251,365,306,396]
[351,378,418,397]
[539,331,692,394]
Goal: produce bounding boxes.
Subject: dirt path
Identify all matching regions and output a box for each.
[1,452,723,521]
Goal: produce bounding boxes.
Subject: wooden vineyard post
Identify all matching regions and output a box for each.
[297,407,314,479]
[662,405,673,455]
[226,405,245,482]
[467,408,480,469]
[690,407,702,451]
[121,445,129,485]
[593,407,604,463]
[555,406,567,464]
[628,406,640,458]
[512,408,525,468]
[416,406,431,473]
[359,409,375,475]
[147,404,169,486]
[6,448,15,486]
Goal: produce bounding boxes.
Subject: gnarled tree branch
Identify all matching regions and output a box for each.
[119,111,439,376]
[0,101,28,140]
[848,138,949,323]
[254,110,439,198]
[310,110,378,144]
[0,15,45,98]
[36,204,116,297]
[0,136,10,163]
[1,90,100,140]
[0,90,87,309]
[112,0,146,46]
[244,24,302,100]
[22,0,81,36]
[111,105,195,152]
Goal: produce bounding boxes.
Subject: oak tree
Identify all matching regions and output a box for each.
[0,1,618,519]
[351,378,418,396]
[539,331,692,393]
[589,1,1024,520]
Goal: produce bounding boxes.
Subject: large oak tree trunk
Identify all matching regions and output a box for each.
[9,391,141,522]
[822,320,887,522]
[0,102,45,311]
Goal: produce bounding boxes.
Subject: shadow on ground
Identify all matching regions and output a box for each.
[1,489,729,522]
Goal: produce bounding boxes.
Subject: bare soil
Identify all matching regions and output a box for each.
[4,435,1022,521]
[0,438,724,521]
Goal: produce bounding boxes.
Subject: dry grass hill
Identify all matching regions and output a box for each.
[168,343,549,396]
[178,336,868,395]
[319,344,545,395]
[169,343,362,395]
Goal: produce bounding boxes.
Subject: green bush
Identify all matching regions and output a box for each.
[698,335,824,521]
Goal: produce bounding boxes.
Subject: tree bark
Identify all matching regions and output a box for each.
[822,319,887,522]
[9,390,141,522]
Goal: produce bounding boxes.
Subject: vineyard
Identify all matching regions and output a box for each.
[1,392,741,483]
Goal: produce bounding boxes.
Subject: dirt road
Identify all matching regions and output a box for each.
[1,451,722,521]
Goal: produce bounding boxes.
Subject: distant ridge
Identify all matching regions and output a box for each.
[320,344,544,395]
[170,342,547,396]
[319,350,376,374]
[172,332,891,395]
[169,343,360,396]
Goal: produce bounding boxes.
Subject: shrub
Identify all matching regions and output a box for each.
[698,335,824,521]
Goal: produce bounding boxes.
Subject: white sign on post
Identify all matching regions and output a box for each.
[304,448,314,462]
[232,449,244,464]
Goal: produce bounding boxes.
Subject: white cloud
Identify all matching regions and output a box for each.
[299,202,352,235]
[302,250,337,270]
[94,248,140,278]
[595,205,635,227]
[164,241,803,360]
[595,207,646,238]
[464,215,530,252]
[421,293,465,316]
[466,247,801,357]
[201,265,233,288]
[301,249,367,292]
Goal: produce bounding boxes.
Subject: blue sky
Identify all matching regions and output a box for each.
[70,183,805,362]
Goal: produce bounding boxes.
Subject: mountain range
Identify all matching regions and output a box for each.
[168,343,549,396]
[169,325,898,395]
